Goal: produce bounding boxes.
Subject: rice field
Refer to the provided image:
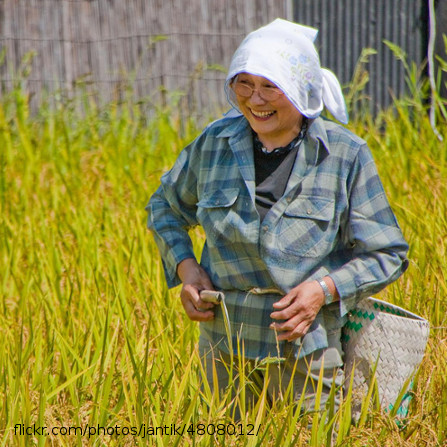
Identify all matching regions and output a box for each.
[0,70,446,446]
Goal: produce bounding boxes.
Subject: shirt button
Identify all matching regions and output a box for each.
[262,225,269,232]
[307,209,312,214]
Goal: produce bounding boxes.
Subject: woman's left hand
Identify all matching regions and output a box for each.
[269,281,326,341]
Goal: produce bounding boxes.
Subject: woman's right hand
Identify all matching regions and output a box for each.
[177,258,215,321]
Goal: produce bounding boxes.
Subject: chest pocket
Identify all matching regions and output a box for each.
[197,188,241,246]
[278,195,336,257]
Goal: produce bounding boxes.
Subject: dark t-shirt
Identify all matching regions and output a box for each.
[253,123,307,221]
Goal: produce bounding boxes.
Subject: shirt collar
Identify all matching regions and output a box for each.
[215,113,250,139]
[216,113,331,154]
[307,117,331,154]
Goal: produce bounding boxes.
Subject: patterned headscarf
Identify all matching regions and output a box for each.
[225,18,349,124]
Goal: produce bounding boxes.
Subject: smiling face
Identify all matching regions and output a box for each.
[232,73,304,151]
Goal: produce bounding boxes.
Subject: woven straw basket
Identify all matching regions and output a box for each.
[342,297,430,419]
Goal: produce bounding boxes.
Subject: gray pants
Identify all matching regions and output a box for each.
[199,329,344,416]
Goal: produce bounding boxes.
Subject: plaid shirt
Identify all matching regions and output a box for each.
[146,114,408,359]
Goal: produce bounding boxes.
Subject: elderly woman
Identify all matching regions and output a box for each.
[146,19,408,412]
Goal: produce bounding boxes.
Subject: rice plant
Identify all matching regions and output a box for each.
[0,62,446,446]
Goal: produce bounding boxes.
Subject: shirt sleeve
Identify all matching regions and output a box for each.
[328,143,409,316]
[145,141,201,288]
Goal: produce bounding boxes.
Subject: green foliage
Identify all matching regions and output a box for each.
[1,59,446,446]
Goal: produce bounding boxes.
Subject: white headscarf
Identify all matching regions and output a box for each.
[225,18,349,124]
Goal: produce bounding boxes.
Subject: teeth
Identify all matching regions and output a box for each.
[251,110,275,118]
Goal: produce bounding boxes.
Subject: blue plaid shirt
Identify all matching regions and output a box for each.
[146,114,408,359]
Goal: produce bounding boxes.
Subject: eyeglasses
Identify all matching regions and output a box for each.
[231,79,284,102]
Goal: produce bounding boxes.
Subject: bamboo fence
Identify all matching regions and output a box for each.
[0,0,291,118]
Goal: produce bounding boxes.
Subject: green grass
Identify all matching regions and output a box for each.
[0,73,446,446]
